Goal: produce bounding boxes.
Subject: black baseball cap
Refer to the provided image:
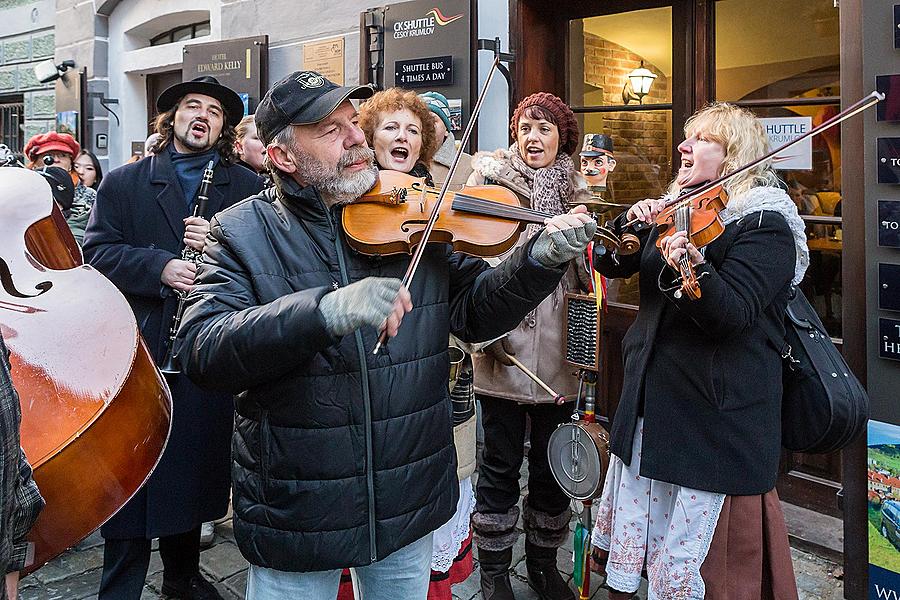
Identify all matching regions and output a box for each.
[157,76,245,127]
[255,71,374,145]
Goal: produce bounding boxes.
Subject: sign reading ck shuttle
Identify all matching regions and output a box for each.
[382,0,475,145]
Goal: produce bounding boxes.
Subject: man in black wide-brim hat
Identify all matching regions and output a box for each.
[83,75,263,600]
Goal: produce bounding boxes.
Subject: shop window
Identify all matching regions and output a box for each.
[0,97,24,156]
[568,7,673,306]
[716,0,841,337]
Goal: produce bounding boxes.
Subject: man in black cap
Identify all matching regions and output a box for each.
[174,71,595,599]
[83,76,263,600]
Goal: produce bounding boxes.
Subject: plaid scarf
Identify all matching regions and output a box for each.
[507,144,574,217]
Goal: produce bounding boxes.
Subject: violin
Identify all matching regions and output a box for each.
[342,170,525,257]
[653,183,728,300]
[0,168,172,571]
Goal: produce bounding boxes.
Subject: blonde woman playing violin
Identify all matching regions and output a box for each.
[590,103,809,600]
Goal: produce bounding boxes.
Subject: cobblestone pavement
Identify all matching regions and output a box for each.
[20,461,845,600]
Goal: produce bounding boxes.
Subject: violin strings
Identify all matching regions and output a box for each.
[451,195,548,224]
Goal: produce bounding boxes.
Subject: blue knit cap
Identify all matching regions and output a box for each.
[419,91,453,133]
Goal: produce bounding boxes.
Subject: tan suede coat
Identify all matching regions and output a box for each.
[467,154,590,404]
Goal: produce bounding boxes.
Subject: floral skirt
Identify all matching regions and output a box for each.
[591,419,725,600]
[591,419,799,600]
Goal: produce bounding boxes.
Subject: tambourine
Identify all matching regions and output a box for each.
[547,420,610,501]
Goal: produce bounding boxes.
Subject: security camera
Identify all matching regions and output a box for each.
[33,59,75,84]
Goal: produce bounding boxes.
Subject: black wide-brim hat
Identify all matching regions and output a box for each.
[156,76,245,126]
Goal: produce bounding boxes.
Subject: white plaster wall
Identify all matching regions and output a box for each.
[107,0,220,167]
[220,0,373,86]
[476,0,509,153]
[2,0,55,38]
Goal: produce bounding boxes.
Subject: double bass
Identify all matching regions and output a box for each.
[0,167,171,572]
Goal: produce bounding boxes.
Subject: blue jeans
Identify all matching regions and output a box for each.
[245,532,434,600]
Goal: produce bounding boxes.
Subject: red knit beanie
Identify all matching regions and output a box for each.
[510,92,580,156]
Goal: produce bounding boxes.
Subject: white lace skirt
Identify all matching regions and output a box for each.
[431,476,475,573]
[591,419,725,600]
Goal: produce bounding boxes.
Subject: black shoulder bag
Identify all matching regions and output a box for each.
[760,287,869,454]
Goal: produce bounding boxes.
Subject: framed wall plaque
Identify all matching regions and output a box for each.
[880,318,900,361]
[880,263,900,312]
[877,75,900,121]
[896,5,900,48]
[879,200,900,247]
[878,137,900,183]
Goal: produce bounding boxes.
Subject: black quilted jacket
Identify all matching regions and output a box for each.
[175,177,565,572]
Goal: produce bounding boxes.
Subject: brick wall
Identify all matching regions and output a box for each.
[582,33,672,205]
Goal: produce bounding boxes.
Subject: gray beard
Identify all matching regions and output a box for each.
[294,145,378,207]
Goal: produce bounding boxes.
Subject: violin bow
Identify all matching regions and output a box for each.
[373,50,507,354]
[623,90,885,229]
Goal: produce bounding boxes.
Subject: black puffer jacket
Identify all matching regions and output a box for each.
[175,178,566,572]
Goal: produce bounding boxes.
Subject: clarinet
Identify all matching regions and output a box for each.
[160,160,215,375]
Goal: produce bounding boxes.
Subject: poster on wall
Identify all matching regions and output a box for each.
[759,116,812,170]
[303,37,345,85]
[868,420,900,598]
[56,111,78,140]
[182,36,268,114]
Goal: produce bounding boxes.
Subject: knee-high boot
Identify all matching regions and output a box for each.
[473,507,519,600]
[523,498,574,600]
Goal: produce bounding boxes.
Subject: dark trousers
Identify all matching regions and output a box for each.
[475,395,571,516]
[98,526,201,599]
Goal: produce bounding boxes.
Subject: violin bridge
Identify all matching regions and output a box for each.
[388,188,407,204]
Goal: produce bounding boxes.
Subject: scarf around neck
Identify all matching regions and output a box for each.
[168,144,219,209]
[473,144,575,217]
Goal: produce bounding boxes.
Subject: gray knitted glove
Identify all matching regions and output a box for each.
[530,219,597,267]
[318,277,402,337]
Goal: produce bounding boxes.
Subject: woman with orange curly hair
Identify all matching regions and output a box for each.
[358,87,437,185]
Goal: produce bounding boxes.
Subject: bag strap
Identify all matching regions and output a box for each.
[759,286,801,371]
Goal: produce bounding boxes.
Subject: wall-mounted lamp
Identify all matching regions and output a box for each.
[622,61,657,105]
[33,59,76,84]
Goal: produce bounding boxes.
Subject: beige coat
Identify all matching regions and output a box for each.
[429,134,473,189]
[466,154,590,404]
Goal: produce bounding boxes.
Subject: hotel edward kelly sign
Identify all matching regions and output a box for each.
[183,36,268,115]
[381,0,474,140]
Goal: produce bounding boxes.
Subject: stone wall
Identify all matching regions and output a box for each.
[582,33,672,205]
[0,0,56,148]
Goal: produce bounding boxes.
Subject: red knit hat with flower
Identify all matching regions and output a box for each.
[510,92,580,156]
[24,131,80,161]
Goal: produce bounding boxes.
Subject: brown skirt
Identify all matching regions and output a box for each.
[700,489,799,600]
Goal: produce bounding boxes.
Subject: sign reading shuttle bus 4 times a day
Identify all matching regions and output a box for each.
[382,0,474,142]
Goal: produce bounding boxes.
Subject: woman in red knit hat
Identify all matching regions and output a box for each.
[466,92,590,600]
[24,131,96,244]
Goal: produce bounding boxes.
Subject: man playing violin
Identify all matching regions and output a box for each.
[174,71,596,600]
